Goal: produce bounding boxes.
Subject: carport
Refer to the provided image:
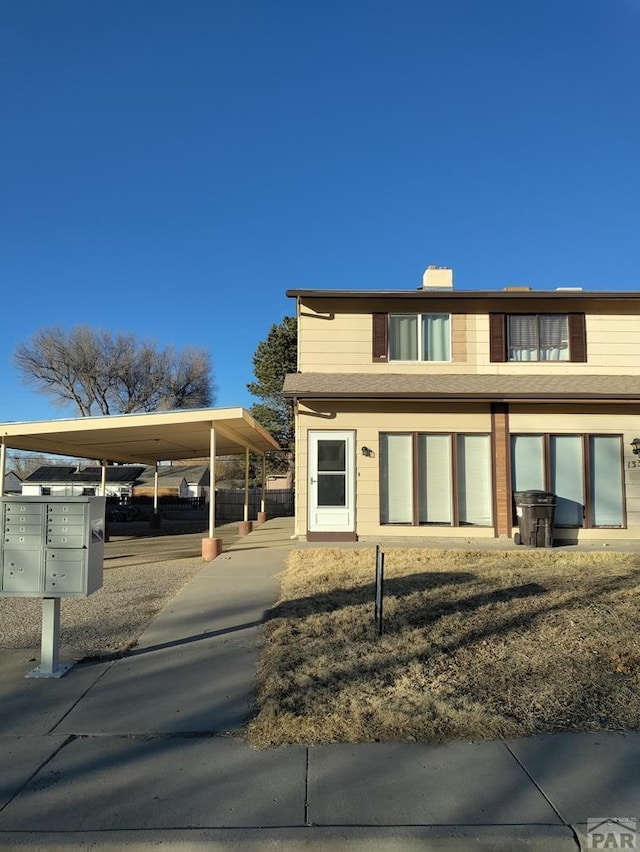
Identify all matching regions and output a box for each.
[0,407,281,559]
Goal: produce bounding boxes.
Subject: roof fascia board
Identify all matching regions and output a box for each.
[286,289,640,300]
[0,407,248,437]
[285,392,640,402]
[0,407,280,461]
[237,409,281,450]
[211,421,267,456]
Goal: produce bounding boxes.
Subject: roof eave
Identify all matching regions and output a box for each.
[286,289,640,300]
[284,391,640,402]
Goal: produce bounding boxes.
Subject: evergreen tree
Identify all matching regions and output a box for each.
[247,316,297,473]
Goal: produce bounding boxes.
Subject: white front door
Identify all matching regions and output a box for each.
[308,431,355,534]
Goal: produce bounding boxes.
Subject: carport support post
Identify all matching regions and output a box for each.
[238,448,252,536]
[150,462,161,529]
[257,453,267,525]
[101,460,109,542]
[244,448,250,522]
[202,424,222,561]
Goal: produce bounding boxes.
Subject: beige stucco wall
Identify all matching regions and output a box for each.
[297,297,640,375]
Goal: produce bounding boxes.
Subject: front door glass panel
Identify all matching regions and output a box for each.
[317,440,346,506]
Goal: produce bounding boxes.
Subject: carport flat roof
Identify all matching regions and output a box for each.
[0,407,280,464]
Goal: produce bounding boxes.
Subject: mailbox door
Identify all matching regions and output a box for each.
[45,550,85,594]
[46,504,87,548]
[2,550,43,593]
[46,530,86,548]
[47,504,86,519]
[4,503,44,519]
[4,521,42,536]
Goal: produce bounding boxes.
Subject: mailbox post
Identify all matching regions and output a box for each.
[0,496,106,677]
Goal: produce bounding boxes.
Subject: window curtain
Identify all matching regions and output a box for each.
[539,315,569,361]
[417,434,452,524]
[389,315,417,360]
[508,315,537,361]
[590,436,623,526]
[457,435,492,526]
[422,314,450,361]
[389,314,450,361]
[380,434,413,523]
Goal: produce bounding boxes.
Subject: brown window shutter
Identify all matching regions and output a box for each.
[372,313,388,361]
[568,313,587,362]
[489,313,507,362]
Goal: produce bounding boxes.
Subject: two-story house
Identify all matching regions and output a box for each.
[282,267,640,543]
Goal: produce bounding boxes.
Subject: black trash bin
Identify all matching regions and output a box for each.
[513,490,556,547]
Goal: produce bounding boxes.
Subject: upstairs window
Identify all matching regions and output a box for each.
[508,314,568,361]
[388,313,451,361]
[490,313,586,362]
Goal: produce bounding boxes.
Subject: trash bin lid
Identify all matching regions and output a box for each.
[514,490,556,503]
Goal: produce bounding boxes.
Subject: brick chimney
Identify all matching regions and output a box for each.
[422,266,453,290]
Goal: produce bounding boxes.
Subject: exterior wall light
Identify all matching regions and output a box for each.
[631,438,640,456]
[361,446,374,458]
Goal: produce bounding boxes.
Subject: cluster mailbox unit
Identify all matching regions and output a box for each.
[0,496,106,677]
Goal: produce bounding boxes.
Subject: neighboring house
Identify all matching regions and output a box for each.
[283,266,640,542]
[22,464,211,502]
[133,465,209,501]
[3,471,22,494]
[22,465,146,498]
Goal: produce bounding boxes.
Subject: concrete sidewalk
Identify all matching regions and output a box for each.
[0,518,638,851]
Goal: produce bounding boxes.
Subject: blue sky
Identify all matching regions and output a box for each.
[2,0,640,423]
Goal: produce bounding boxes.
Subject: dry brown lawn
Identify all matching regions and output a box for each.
[246,547,640,748]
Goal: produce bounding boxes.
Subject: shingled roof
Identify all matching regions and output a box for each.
[282,373,640,400]
[135,464,209,488]
[23,465,146,484]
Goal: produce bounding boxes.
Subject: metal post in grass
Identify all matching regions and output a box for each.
[374,545,384,636]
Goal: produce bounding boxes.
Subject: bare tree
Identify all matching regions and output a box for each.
[13,326,215,416]
[6,453,61,481]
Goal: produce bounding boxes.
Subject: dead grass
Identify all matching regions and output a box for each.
[246,548,640,748]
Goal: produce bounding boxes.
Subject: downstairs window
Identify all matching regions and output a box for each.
[380,432,492,527]
[511,434,624,527]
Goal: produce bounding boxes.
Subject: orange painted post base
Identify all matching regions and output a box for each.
[238,520,253,536]
[256,511,267,525]
[202,537,223,561]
